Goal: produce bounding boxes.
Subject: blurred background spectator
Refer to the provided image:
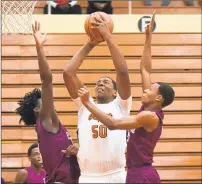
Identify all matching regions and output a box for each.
[44,0,82,14]
[144,0,171,6]
[86,1,113,14]
[183,0,194,6]
[144,0,196,6]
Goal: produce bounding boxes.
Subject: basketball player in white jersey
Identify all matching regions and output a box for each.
[63,15,132,183]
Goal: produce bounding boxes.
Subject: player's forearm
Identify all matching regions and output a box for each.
[84,100,141,130]
[36,44,52,83]
[84,101,118,130]
[64,43,95,76]
[140,35,152,73]
[105,36,129,74]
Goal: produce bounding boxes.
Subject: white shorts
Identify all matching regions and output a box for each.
[79,170,126,183]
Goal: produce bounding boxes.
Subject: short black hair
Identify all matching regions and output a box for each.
[28,143,38,157]
[15,88,41,126]
[157,82,175,107]
[105,77,117,91]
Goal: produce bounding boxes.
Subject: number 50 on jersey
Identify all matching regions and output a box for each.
[91,125,108,138]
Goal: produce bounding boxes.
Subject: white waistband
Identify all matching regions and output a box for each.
[80,168,125,177]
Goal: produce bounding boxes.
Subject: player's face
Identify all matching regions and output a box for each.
[33,98,42,114]
[141,83,162,105]
[95,77,116,100]
[29,147,43,167]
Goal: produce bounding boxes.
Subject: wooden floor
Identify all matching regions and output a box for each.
[34,0,202,14]
[1,31,202,183]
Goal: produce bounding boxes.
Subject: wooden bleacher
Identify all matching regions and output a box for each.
[34,0,202,14]
[1,16,202,183]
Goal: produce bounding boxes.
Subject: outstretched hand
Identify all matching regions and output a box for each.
[32,21,47,46]
[91,15,111,41]
[78,86,90,105]
[145,11,155,36]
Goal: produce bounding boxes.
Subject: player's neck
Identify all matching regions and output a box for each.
[144,104,161,111]
[31,164,42,174]
[97,98,113,104]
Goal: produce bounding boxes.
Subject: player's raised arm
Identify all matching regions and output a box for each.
[78,87,159,132]
[63,40,97,100]
[140,11,155,92]
[92,16,131,100]
[32,21,56,123]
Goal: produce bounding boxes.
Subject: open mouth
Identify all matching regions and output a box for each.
[97,88,104,92]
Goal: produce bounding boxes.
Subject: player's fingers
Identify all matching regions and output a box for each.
[80,88,87,93]
[146,24,149,31]
[72,150,77,155]
[72,147,78,155]
[78,91,83,97]
[151,11,155,25]
[32,24,36,33]
[36,21,39,31]
[61,150,66,154]
[84,86,88,91]
[38,22,40,31]
[91,21,100,26]
[67,145,74,150]
[94,16,103,23]
[91,26,98,29]
[71,147,77,154]
[69,145,76,151]
[62,150,70,157]
[78,88,84,93]
[35,21,37,31]
[81,87,87,92]
[152,10,156,17]
[99,14,106,22]
[66,146,74,154]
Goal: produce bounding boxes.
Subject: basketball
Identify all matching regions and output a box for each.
[84,12,114,42]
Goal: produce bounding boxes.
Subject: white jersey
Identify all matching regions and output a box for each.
[73,94,132,176]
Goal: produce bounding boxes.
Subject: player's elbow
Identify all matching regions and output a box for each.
[40,72,52,83]
[140,67,151,75]
[108,125,116,130]
[107,120,118,130]
[63,67,75,77]
[117,67,129,76]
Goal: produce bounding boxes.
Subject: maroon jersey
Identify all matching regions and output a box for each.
[36,120,80,183]
[25,167,46,184]
[126,106,164,168]
[126,106,163,183]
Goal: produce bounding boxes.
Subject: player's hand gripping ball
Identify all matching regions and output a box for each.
[84,12,114,42]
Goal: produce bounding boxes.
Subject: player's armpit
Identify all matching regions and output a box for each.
[116,93,132,115]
